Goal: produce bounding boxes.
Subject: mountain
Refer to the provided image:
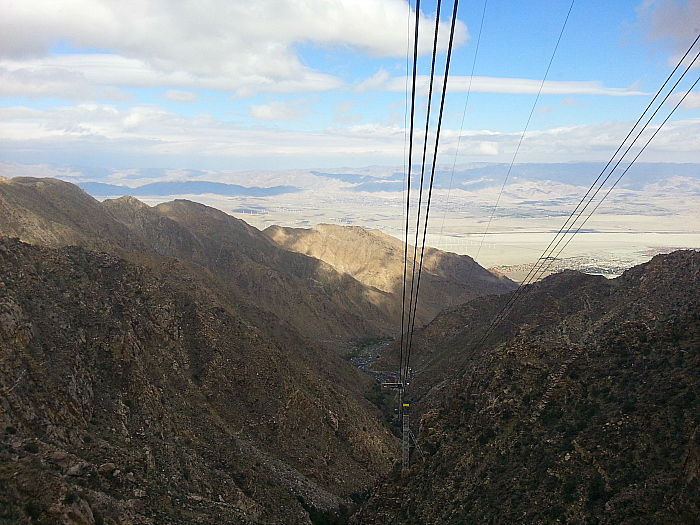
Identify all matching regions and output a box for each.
[354,250,700,524]
[102,196,398,344]
[78,180,299,198]
[264,224,516,327]
[0,177,398,344]
[0,176,516,345]
[0,174,540,523]
[0,177,148,254]
[0,237,398,524]
[0,176,408,523]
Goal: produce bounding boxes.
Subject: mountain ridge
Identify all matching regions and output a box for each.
[0,176,516,344]
[264,223,516,328]
[354,250,700,524]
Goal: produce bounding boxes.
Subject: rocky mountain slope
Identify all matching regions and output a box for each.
[0,237,398,524]
[0,176,420,523]
[355,250,700,524]
[265,224,516,327]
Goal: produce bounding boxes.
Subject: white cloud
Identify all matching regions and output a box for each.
[3,102,699,167]
[161,90,199,103]
[0,106,50,119]
[442,141,500,156]
[637,0,700,67]
[638,0,700,44]
[0,0,467,97]
[0,64,128,100]
[250,100,310,121]
[354,69,392,94]
[325,123,406,141]
[435,119,700,162]
[636,117,700,153]
[0,55,344,97]
[668,90,700,109]
[332,100,362,124]
[355,74,649,96]
[0,102,407,162]
[561,97,586,107]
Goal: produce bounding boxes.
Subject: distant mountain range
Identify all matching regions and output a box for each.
[3,161,698,198]
[78,180,300,197]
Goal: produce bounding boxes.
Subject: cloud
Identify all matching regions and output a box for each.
[0,54,344,98]
[354,69,392,94]
[672,91,700,109]
[249,100,310,121]
[638,0,700,43]
[3,102,699,168]
[0,0,468,97]
[355,74,649,96]
[637,0,700,66]
[325,123,406,142]
[561,97,586,107]
[441,141,500,156]
[434,119,700,162]
[0,102,408,164]
[332,100,362,124]
[0,64,128,100]
[161,90,199,103]
[637,117,700,153]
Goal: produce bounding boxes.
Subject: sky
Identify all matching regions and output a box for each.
[1,0,699,179]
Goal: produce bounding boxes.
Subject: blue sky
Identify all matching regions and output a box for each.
[0,0,699,177]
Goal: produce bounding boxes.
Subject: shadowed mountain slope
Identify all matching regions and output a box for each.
[0,175,525,523]
[355,250,700,524]
[0,237,398,524]
[0,177,515,344]
[264,223,517,327]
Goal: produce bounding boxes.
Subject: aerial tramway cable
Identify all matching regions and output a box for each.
[516,37,700,294]
[529,40,700,283]
[399,0,422,391]
[438,0,489,250]
[469,0,576,268]
[397,0,461,474]
[405,0,444,382]
[543,69,700,274]
[399,0,461,388]
[406,0,461,375]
